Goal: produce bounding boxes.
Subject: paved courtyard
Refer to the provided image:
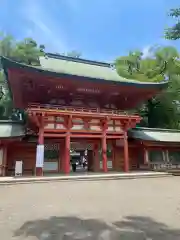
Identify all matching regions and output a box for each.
[0,177,180,239]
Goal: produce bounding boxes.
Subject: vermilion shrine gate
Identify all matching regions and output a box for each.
[1,54,167,176]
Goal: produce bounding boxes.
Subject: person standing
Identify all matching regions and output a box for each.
[82,156,87,169]
[71,157,77,172]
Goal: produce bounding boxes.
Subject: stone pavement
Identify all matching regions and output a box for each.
[0,177,180,239]
[0,171,171,185]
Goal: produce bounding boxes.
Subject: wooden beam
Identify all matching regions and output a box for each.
[27,108,141,121]
[44,133,66,137]
[43,133,123,139]
[43,128,124,134]
[45,119,123,127]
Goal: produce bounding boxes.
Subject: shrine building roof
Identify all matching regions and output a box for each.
[39,53,167,85]
[1,54,168,109]
[0,121,25,139]
[2,53,168,85]
[129,127,180,143]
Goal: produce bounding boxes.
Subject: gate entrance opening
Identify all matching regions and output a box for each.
[43,139,114,174]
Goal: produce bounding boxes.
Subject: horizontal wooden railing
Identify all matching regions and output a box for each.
[27,103,139,116]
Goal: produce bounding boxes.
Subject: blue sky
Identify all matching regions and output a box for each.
[0,0,180,61]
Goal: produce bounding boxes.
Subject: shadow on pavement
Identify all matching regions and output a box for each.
[14,215,180,240]
[114,216,180,239]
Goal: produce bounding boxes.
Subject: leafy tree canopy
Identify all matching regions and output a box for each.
[115,46,180,129]
[165,8,180,40]
[0,33,45,120]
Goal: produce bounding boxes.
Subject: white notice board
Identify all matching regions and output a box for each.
[36,145,44,167]
[15,161,23,176]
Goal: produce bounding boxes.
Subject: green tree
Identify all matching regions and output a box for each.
[143,47,180,128]
[13,38,45,65]
[0,33,45,65]
[0,33,45,120]
[165,8,180,40]
[115,50,165,82]
[115,46,180,129]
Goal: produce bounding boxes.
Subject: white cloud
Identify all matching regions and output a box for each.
[141,38,173,59]
[20,0,68,52]
[142,45,152,58]
[142,43,162,59]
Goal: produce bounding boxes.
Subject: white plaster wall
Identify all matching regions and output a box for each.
[72,118,83,123]
[56,124,65,129]
[45,123,55,129]
[107,126,114,131]
[71,125,84,130]
[90,125,101,131]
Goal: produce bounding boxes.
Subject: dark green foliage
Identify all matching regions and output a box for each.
[115,46,180,129]
[165,8,180,40]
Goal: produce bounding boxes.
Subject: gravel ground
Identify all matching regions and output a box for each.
[0,177,180,239]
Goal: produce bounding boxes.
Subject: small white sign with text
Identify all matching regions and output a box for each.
[15,161,23,176]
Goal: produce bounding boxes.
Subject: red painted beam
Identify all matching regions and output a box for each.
[43,133,123,139]
[43,128,124,134]
[27,108,141,121]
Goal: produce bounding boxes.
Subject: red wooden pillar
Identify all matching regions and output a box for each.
[36,127,44,176]
[143,147,148,164]
[58,142,61,173]
[58,142,63,173]
[101,119,108,173]
[64,133,70,174]
[124,131,129,172]
[0,144,7,177]
[3,145,7,177]
[63,115,72,174]
[112,142,116,171]
[93,143,100,172]
[102,133,107,173]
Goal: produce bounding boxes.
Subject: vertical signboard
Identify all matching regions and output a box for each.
[15,161,23,176]
[36,145,44,167]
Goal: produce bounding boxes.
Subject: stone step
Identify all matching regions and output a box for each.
[0,172,172,185]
